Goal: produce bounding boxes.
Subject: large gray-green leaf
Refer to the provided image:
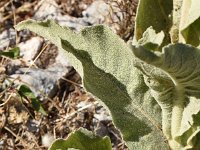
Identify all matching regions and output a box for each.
[15,20,169,149]
[131,43,200,149]
[180,0,200,47]
[134,0,172,46]
[49,128,112,150]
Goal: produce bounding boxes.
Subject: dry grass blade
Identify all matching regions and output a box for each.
[55,101,98,123]
[61,76,82,88]
[4,126,28,146]
[0,93,12,106]
[23,44,49,75]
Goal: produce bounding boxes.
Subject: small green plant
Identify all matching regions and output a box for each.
[15,0,200,149]
[0,47,20,59]
[18,84,47,115]
[0,47,46,115]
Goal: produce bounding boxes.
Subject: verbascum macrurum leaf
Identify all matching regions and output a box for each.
[131,43,200,149]
[49,128,112,150]
[15,20,169,149]
[134,0,173,46]
[180,0,200,47]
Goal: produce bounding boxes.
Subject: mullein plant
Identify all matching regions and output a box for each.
[15,0,200,149]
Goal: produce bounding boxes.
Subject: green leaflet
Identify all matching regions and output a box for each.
[18,84,47,115]
[49,128,112,150]
[131,43,200,149]
[180,0,200,47]
[0,47,20,59]
[134,0,172,46]
[15,20,169,149]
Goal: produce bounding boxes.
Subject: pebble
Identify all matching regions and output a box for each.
[42,133,55,147]
[82,0,110,25]
[9,64,70,99]
[18,37,44,62]
[33,0,60,20]
[0,28,16,50]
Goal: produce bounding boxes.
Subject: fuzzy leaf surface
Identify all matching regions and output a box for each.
[16,20,168,149]
[132,43,200,149]
[49,128,112,150]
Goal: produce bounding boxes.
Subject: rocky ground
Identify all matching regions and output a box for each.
[0,0,137,149]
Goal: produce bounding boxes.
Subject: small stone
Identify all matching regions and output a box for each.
[94,113,112,121]
[82,0,110,25]
[42,133,55,147]
[5,59,23,75]
[9,64,70,99]
[95,122,109,137]
[26,119,40,132]
[33,0,60,20]
[18,37,44,62]
[55,15,87,32]
[0,28,16,50]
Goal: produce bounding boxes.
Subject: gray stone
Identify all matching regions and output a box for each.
[18,37,44,62]
[95,122,109,137]
[94,112,112,121]
[33,0,60,20]
[82,0,110,25]
[9,64,70,99]
[26,119,40,132]
[0,28,16,50]
[55,15,88,32]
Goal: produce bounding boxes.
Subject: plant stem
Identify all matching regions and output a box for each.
[171,87,184,135]
[170,84,185,149]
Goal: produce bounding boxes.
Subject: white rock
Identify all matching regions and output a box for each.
[18,37,43,62]
[42,133,55,147]
[0,28,16,50]
[94,112,112,121]
[82,0,110,25]
[55,49,71,67]
[34,0,60,20]
[55,15,87,32]
[9,65,70,99]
